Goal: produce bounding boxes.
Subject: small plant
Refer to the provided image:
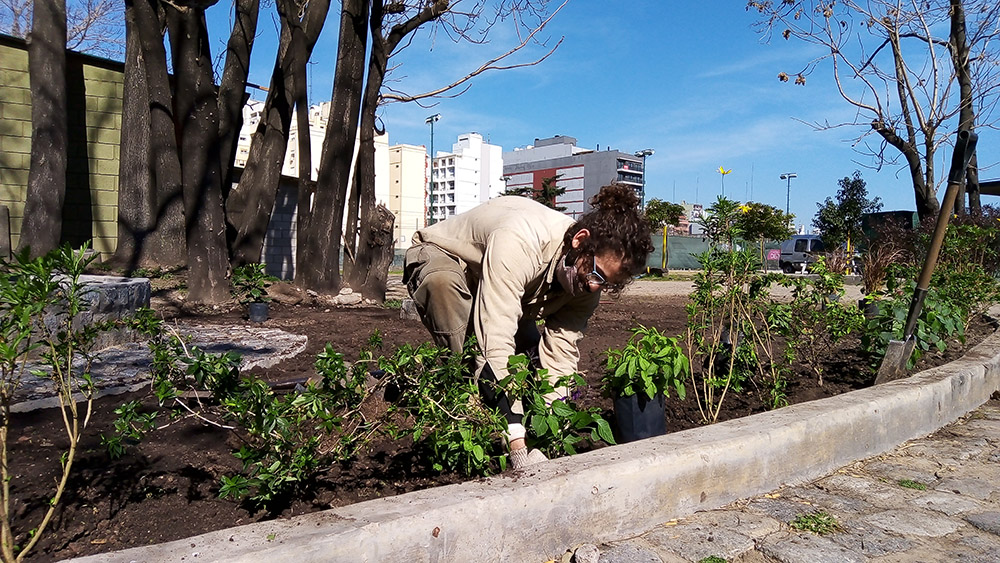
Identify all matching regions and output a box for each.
[0,243,113,562]
[790,511,841,535]
[769,258,864,385]
[898,479,927,490]
[603,325,688,400]
[231,263,272,304]
[383,298,402,310]
[500,355,615,458]
[699,557,728,563]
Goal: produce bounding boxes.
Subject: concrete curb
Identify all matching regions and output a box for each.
[72,330,1000,563]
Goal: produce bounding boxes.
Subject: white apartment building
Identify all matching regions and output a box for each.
[429,133,504,223]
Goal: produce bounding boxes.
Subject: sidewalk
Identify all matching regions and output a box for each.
[563,399,1000,562]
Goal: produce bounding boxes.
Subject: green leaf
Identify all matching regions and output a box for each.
[551,400,574,417]
[595,418,615,445]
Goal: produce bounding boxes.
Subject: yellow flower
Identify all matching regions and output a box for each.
[739,204,751,214]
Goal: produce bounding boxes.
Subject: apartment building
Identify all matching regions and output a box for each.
[429,133,504,223]
[502,135,645,219]
[387,144,428,249]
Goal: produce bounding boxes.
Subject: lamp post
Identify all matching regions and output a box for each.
[634,148,654,208]
[425,113,441,225]
[780,172,797,216]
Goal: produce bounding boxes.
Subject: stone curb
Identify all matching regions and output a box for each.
[71,329,1000,563]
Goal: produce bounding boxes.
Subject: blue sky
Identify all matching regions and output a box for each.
[206,1,998,228]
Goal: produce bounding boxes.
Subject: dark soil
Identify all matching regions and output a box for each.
[11,283,995,561]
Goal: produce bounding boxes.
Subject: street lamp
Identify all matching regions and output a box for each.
[634,148,654,208]
[780,172,797,216]
[425,113,441,225]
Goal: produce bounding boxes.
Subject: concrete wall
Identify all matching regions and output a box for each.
[0,34,122,255]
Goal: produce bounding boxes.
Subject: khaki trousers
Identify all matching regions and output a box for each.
[403,243,542,427]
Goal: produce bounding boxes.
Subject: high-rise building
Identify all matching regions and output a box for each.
[502,135,645,219]
[429,133,504,223]
[388,144,429,249]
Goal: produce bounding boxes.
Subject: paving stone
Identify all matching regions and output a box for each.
[596,540,664,563]
[864,460,940,486]
[759,531,865,563]
[955,532,1000,561]
[934,477,996,501]
[785,486,874,514]
[670,510,783,540]
[827,523,914,557]
[743,497,817,524]
[861,509,960,537]
[642,519,755,561]
[814,474,901,505]
[910,491,987,516]
[965,512,1000,536]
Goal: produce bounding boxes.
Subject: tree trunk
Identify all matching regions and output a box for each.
[112,1,154,269]
[297,0,369,292]
[226,0,329,267]
[19,0,67,258]
[166,4,229,303]
[354,204,396,300]
[129,0,187,267]
[950,0,979,216]
[217,0,259,199]
[342,0,447,296]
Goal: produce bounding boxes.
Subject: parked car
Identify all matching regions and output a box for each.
[779,234,825,273]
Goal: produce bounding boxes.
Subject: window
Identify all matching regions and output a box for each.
[794,239,808,253]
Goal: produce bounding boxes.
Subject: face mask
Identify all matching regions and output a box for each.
[555,254,578,295]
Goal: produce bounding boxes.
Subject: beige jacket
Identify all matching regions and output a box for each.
[411,196,601,381]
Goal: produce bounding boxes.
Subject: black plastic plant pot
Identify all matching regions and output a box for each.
[248,302,269,323]
[613,392,666,443]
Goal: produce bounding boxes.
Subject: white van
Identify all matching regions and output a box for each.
[778,235,825,273]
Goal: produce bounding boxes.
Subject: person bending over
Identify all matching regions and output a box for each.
[403,183,653,469]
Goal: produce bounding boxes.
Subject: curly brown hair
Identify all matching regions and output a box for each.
[563,184,654,289]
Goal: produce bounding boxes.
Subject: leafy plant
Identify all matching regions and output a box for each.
[861,272,965,369]
[500,355,615,458]
[231,263,272,304]
[0,243,112,562]
[382,341,508,475]
[699,557,728,563]
[769,258,864,385]
[898,479,927,490]
[790,511,841,535]
[686,200,785,423]
[603,325,688,400]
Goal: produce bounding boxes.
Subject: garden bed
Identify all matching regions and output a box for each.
[12,281,994,561]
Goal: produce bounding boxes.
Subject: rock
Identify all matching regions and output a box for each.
[572,543,599,563]
[339,287,354,295]
[334,293,363,306]
[306,289,319,298]
[268,282,303,305]
[400,298,421,321]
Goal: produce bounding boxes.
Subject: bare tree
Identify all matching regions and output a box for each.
[330,0,566,299]
[747,0,1000,220]
[225,0,331,266]
[1,0,124,58]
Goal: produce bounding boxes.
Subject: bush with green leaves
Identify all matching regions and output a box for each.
[0,244,117,562]
[231,263,273,304]
[499,355,614,458]
[603,325,688,400]
[687,197,786,422]
[769,258,865,386]
[380,340,509,475]
[861,272,966,370]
